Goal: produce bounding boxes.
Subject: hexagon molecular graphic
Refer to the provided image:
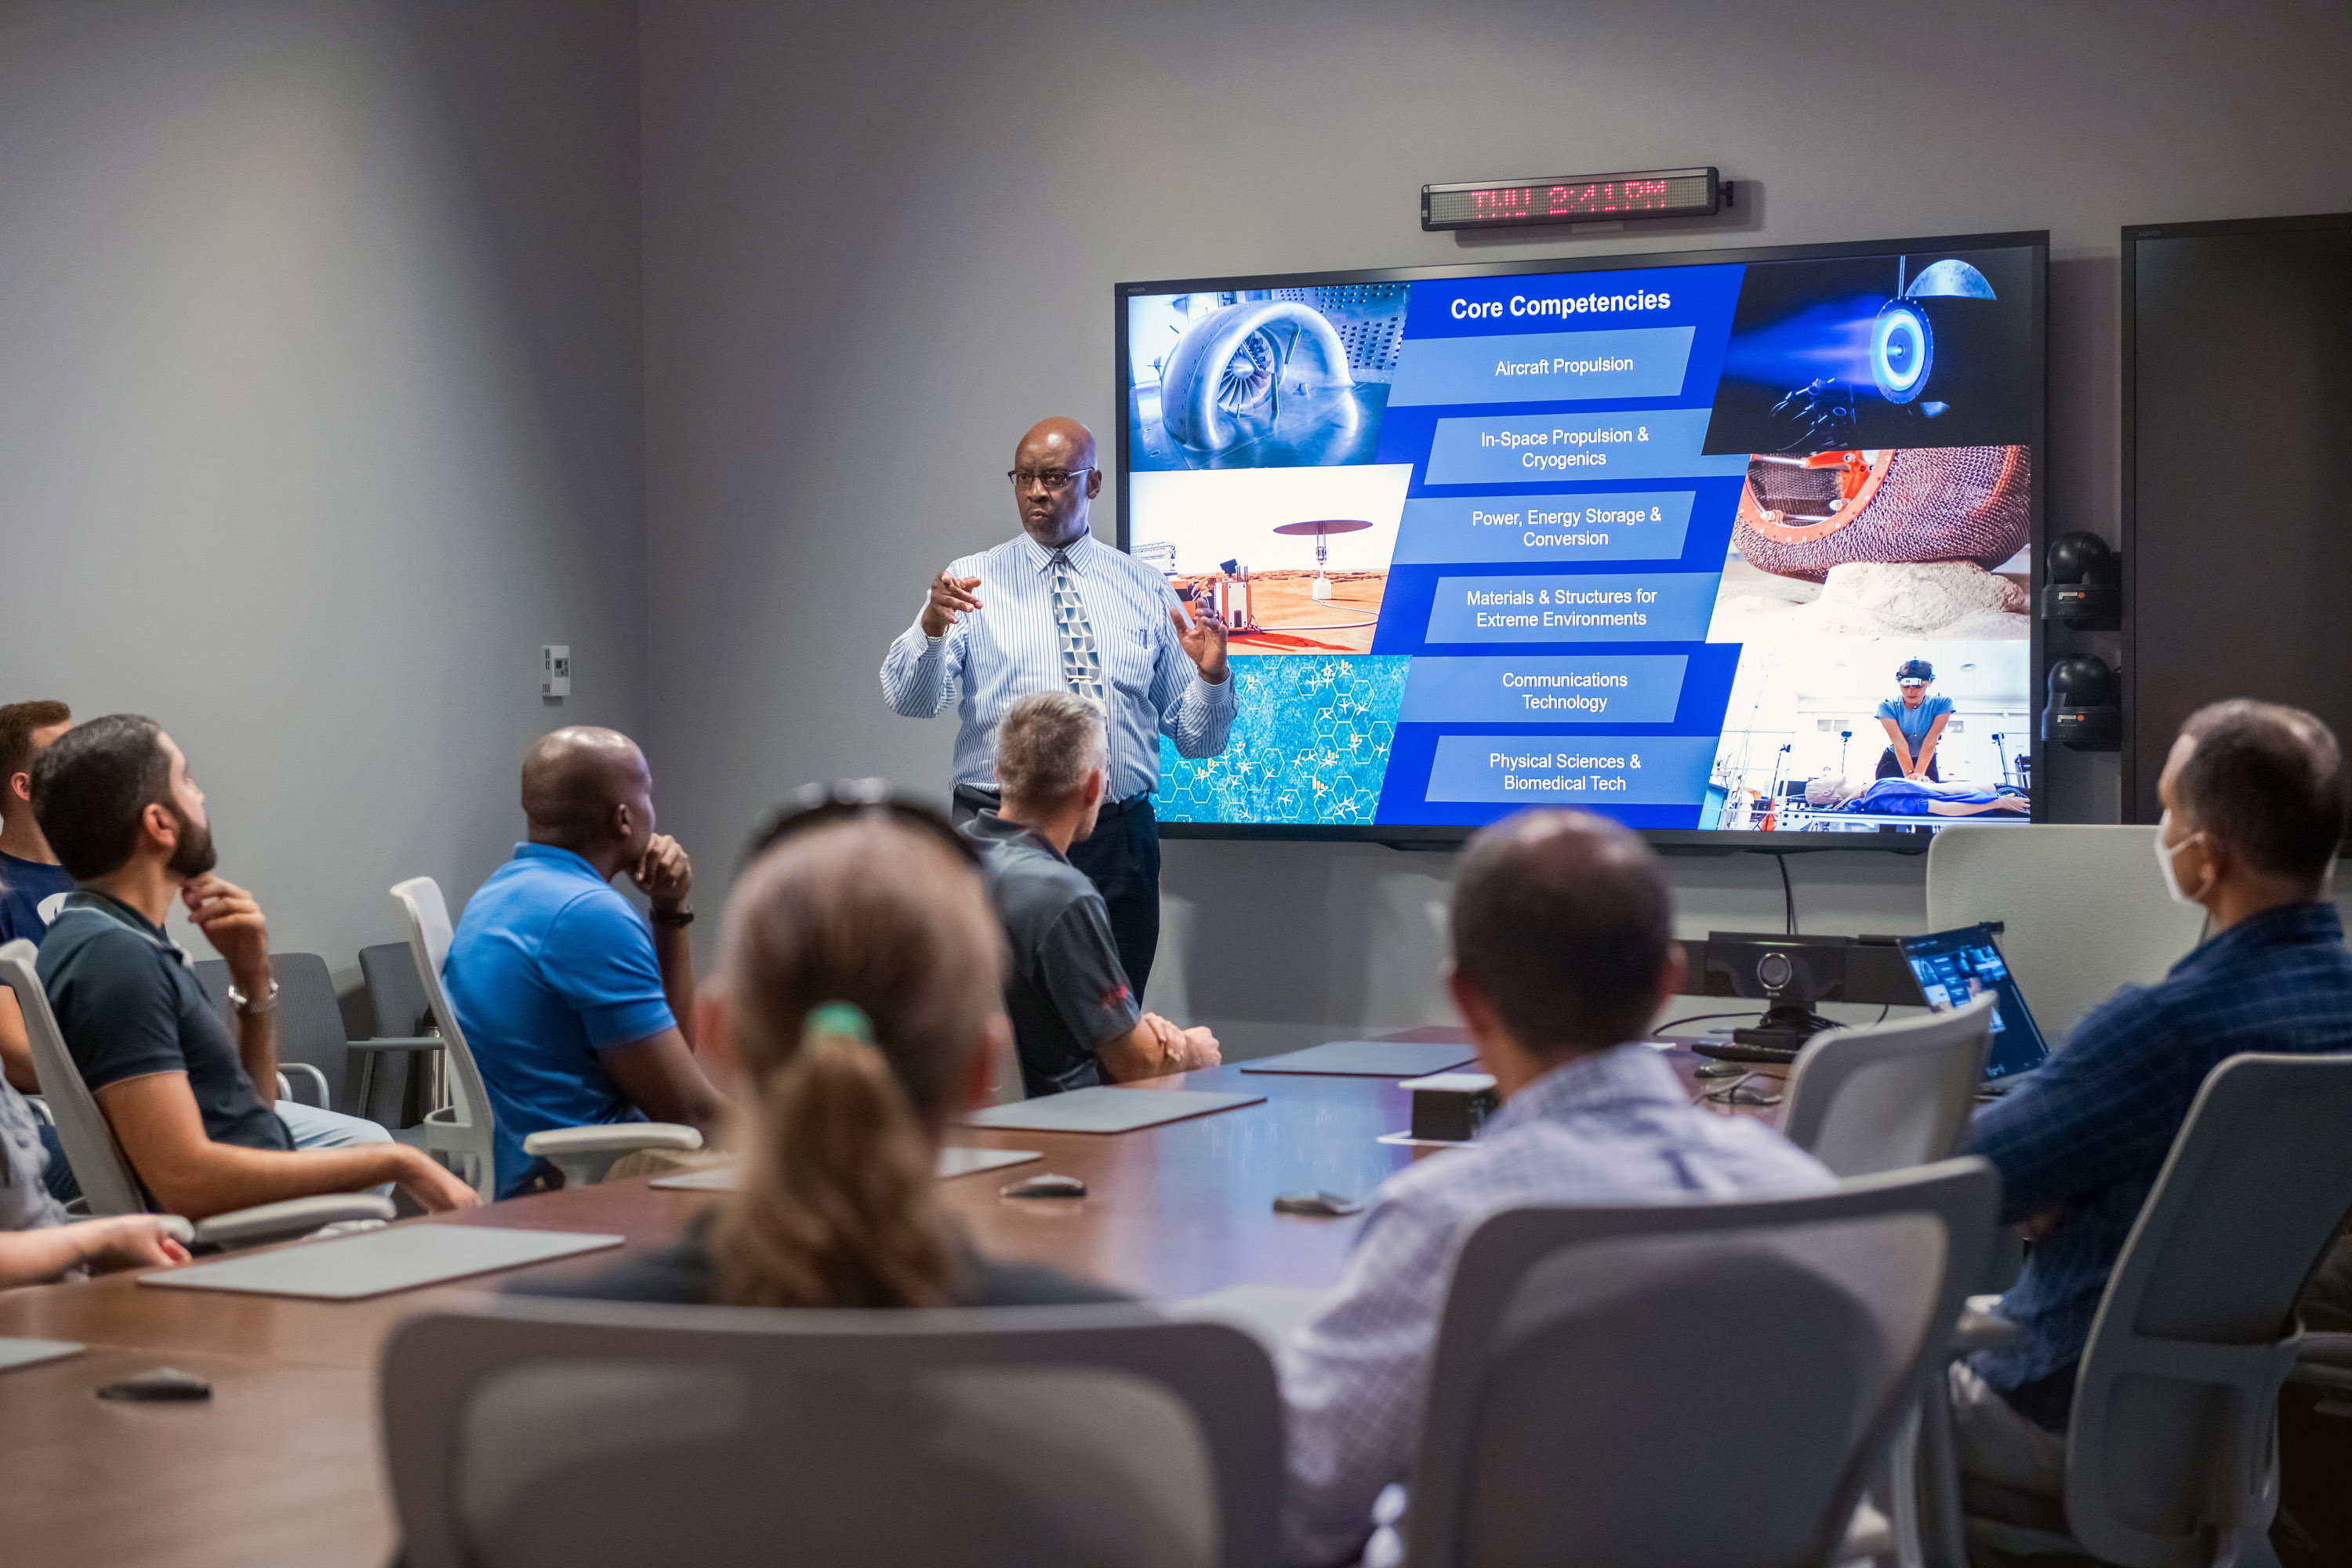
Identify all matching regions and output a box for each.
[1157,656,1411,825]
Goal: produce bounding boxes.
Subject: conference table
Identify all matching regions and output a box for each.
[0,1031,1783,1568]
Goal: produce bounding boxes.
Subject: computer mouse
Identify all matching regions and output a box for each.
[1000,1173,1087,1200]
[1693,1062,1746,1079]
[1273,1191,1363,1218]
[96,1368,212,1403]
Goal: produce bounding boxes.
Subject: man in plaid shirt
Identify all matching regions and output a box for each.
[1275,811,1832,1566]
[1956,699,2352,1499]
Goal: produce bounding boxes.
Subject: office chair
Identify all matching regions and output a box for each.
[1954,1053,2352,1568]
[1,938,393,1248]
[1402,1159,1999,1568]
[390,878,701,1200]
[379,1296,1282,1568]
[1925,824,2206,1046]
[1781,993,1995,1178]
[1779,993,1996,1567]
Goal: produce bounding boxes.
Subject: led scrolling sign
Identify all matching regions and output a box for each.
[1422,167,1723,230]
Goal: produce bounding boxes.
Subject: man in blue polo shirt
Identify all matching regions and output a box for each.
[442,727,726,1197]
[1,699,78,1093]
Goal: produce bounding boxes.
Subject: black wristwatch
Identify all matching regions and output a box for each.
[650,906,695,928]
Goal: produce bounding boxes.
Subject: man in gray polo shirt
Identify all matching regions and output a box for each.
[960,692,1219,1095]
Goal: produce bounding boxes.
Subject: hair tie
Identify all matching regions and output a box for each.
[802,1002,874,1044]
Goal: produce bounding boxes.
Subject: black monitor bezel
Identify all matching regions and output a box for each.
[1113,227,2049,853]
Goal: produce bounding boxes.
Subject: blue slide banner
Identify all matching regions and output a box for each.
[1424,734,1721,805]
[1423,407,1748,487]
[1388,326,1696,406]
[1425,572,1719,644]
[1391,490,1694,564]
[1398,656,1688,724]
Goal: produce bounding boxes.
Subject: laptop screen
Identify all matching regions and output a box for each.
[1897,924,2051,1082]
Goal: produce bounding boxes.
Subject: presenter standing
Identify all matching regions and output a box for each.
[880,417,1233,997]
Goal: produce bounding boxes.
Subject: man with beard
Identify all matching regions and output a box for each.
[26,716,476,1216]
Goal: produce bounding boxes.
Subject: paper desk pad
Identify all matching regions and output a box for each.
[139,1225,625,1301]
[0,1338,85,1374]
[954,1087,1263,1134]
[650,1146,1042,1192]
[1240,1040,1479,1076]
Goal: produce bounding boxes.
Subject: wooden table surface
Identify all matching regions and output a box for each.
[0,1036,1781,1568]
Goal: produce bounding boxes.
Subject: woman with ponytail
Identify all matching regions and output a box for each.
[521,803,1126,1309]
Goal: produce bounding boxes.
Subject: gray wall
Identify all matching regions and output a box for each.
[0,0,648,972]
[638,0,2352,1058]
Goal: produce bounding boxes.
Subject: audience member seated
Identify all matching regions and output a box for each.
[519,802,1127,1308]
[29,715,474,1217]
[960,691,1219,1095]
[1806,772,2030,816]
[1276,809,1835,1566]
[442,727,726,1198]
[0,1067,188,1286]
[1955,699,2352,1501]
[0,699,76,1094]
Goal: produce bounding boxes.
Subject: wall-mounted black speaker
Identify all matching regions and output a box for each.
[2042,530,2120,630]
[2043,654,2121,750]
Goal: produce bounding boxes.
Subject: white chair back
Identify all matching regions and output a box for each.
[1781,993,1997,1177]
[0,938,147,1216]
[1405,1159,1999,1568]
[390,877,499,1201]
[379,1296,1282,1568]
[1925,825,2206,1046]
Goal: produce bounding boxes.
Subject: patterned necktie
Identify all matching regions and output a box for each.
[1051,550,1107,710]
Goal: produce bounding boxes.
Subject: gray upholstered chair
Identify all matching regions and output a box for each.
[1399,1158,1998,1568]
[379,1296,1282,1568]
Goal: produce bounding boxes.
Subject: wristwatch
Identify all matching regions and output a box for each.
[226,978,281,1015]
[650,906,695,929]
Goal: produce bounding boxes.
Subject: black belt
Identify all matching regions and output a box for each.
[954,783,1151,819]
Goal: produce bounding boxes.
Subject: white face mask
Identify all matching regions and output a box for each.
[2152,810,2205,906]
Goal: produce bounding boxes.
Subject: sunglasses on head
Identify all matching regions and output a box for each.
[742,779,982,869]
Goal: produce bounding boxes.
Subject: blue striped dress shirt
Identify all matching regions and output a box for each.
[880,530,1236,799]
[1965,899,2352,1414]
[1276,1044,1835,1566]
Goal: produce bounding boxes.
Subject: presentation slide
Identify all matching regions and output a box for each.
[1122,241,2039,837]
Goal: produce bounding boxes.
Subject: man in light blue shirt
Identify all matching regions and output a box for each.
[443,728,726,1197]
[880,416,1235,995]
[1276,811,1834,1566]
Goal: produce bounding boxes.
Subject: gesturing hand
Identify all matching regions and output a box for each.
[632,833,694,913]
[920,572,985,638]
[182,874,270,994]
[1170,601,1230,684]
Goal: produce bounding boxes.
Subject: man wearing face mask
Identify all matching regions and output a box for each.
[1948,699,2352,1501]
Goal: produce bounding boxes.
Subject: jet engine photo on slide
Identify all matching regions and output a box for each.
[1734,445,2031,582]
[1160,299,1359,459]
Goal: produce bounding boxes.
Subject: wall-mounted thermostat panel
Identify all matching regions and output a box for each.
[541,644,571,698]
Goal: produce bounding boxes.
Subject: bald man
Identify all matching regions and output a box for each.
[441,728,724,1197]
[881,417,1235,996]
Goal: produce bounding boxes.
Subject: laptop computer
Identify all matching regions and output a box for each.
[1896,923,2051,1091]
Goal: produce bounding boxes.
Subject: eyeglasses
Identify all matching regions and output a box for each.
[1007,466,1094,492]
[742,779,982,869]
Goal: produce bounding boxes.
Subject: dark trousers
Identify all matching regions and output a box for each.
[953,786,1163,999]
[1876,747,1940,782]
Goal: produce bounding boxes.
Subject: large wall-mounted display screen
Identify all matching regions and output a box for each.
[1117,232,2045,844]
